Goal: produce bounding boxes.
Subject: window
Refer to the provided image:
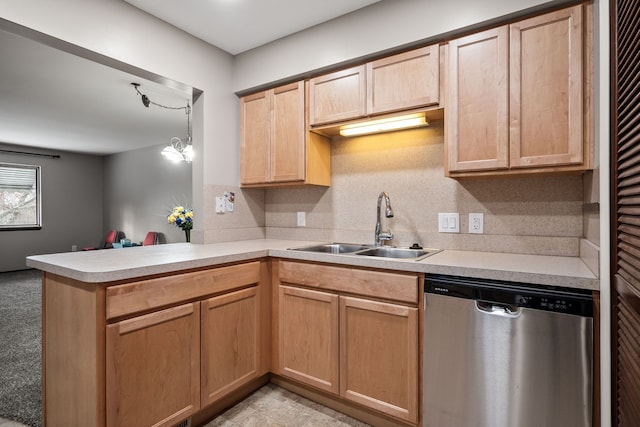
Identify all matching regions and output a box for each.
[0,163,41,230]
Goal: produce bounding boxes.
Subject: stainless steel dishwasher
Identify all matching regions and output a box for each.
[423,274,593,427]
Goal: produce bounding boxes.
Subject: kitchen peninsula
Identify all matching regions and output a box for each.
[27,239,597,427]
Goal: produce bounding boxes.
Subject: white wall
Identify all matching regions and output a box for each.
[0,143,103,272]
[0,0,238,244]
[233,0,574,93]
[103,144,192,244]
[595,0,611,423]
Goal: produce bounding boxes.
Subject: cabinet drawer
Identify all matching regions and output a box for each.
[106,261,261,319]
[278,261,418,304]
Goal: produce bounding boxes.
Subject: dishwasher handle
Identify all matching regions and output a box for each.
[476,300,521,317]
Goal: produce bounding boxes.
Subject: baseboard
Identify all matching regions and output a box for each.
[271,375,417,427]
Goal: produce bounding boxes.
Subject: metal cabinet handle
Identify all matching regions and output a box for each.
[476,300,521,317]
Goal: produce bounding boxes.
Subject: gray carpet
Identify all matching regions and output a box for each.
[0,269,42,427]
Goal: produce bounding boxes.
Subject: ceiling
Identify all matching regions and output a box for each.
[124,0,382,55]
[0,28,192,156]
[0,0,381,157]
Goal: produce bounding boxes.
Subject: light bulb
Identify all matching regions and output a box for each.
[161,145,184,162]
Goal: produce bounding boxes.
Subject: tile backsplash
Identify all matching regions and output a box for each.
[201,121,588,257]
[264,122,585,256]
[202,184,266,243]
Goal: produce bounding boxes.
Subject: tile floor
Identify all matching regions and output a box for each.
[0,384,371,427]
[204,383,371,427]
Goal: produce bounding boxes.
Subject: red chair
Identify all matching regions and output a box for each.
[83,230,123,250]
[142,231,159,246]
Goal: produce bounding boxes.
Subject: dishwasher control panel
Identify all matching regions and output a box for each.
[425,274,593,317]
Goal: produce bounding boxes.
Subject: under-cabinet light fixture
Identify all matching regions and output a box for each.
[339,113,429,137]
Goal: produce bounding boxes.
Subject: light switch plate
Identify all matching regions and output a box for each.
[438,213,459,233]
[215,197,225,214]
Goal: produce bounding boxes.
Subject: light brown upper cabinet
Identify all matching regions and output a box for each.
[446,27,510,172]
[240,90,270,184]
[367,45,440,115]
[309,45,441,127]
[309,66,367,126]
[240,81,330,188]
[446,4,592,177]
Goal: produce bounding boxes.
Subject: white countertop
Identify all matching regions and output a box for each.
[26,239,599,290]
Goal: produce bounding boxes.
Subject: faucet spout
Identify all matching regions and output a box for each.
[375,192,394,246]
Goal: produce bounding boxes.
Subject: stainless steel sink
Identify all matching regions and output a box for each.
[356,247,440,260]
[288,243,440,260]
[288,242,372,254]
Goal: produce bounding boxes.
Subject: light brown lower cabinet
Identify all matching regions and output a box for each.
[340,297,418,422]
[200,287,261,406]
[106,287,264,427]
[106,303,202,427]
[43,261,268,427]
[275,260,421,425]
[43,258,419,426]
[279,285,340,394]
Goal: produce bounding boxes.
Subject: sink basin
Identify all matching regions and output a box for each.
[356,247,440,260]
[289,242,372,254]
[289,243,441,260]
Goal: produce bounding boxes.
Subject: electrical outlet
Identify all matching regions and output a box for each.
[438,213,459,233]
[469,213,484,234]
[297,211,306,227]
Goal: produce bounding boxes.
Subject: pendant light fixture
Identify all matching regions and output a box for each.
[132,83,193,162]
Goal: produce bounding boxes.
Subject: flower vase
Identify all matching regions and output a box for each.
[184,229,191,243]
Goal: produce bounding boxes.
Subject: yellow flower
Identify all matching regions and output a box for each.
[167,205,193,230]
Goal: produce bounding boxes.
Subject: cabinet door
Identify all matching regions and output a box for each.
[509,5,583,168]
[240,91,270,184]
[106,303,200,427]
[447,26,509,172]
[367,45,440,115]
[271,82,305,182]
[201,287,261,406]
[340,296,418,423]
[278,285,339,394]
[309,65,366,125]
